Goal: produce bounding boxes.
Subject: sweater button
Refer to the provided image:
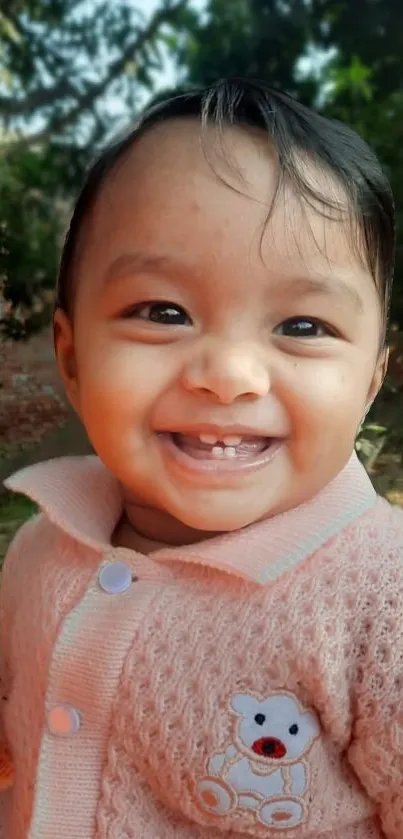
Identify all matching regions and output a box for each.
[48,704,80,737]
[98,561,133,594]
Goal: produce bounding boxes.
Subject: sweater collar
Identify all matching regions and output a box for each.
[5,453,376,584]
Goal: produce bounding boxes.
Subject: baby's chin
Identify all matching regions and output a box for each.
[169,499,281,535]
[114,447,343,538]
[168,473,335,534]
[121,492,272,543]
[122,484,294,538]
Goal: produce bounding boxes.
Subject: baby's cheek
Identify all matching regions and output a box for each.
[291,363,366,423]
[81,344,164,403]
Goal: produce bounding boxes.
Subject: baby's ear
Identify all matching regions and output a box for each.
[366,345,389,408]
[53,308,80,415]
[231,694,259,716]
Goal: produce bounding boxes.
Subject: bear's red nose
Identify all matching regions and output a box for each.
[252,737,286,759]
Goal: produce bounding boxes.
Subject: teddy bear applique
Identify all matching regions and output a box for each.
[196,691,320,831]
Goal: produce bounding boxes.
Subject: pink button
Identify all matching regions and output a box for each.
[98,561,133,594]
[48,704,80,737]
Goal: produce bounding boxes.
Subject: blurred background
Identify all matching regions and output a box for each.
[1,0,403,552]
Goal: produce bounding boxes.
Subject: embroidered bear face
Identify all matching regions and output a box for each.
[231,692,320,765]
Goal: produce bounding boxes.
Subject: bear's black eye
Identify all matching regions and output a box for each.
[289,723,299,735]
[254,713,266,725]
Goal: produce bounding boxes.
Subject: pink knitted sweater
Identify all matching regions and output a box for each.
[1,453,403,838]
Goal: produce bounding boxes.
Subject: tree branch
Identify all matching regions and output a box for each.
[0,0,188,123]
[0,77,77,118]
[58,0,188,124]
[0,128,53,156]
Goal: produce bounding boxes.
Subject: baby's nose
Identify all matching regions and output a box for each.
[183,342,270,404]
[252,737,287,759]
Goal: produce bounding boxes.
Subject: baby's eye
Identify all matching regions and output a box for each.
[122,301,192,326]
[274,317,334,338]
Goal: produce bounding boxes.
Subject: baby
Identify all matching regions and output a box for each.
[1,78,401,838]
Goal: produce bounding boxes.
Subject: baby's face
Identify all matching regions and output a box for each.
[56,120,386,540]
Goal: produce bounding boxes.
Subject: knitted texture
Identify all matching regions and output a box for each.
[1,455,403,838]
[97,506,402,838]
[0,515,99,838]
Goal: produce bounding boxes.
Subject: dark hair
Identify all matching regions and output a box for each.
[56,77,395,340]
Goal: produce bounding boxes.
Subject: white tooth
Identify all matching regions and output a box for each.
[222,435,243,446]
[200,433,219,445]
[223,447,237,458]
[212,446,224,457]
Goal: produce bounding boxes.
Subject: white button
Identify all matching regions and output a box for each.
[98,561,133,594]
[48,704,80,737]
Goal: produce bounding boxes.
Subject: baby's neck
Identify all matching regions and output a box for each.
[112,518,168,554]
[112,503,220,555]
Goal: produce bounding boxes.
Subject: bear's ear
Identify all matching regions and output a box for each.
[232,694,259,715]
[303,710,321,738]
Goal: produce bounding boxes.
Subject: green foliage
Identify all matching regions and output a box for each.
[0,493,37,525]
[0,148,63,338]
[179,0,318,103]
[0,0,194,331]
[1,0,403,337]
[0,1,193,150]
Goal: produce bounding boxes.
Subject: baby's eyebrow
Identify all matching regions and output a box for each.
[103,251,187,285]
[274,275,365,313]
[103,251,365,314]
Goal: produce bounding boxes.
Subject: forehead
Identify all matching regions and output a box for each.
[80,119,372,291]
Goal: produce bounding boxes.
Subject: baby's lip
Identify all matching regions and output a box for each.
[157,424,285,440]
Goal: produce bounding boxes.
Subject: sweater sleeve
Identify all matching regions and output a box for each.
[347,569,403,839]
[0,523,30,796]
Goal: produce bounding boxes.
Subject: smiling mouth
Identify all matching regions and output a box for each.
[157,431,284,475]
[172,433,269,460]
